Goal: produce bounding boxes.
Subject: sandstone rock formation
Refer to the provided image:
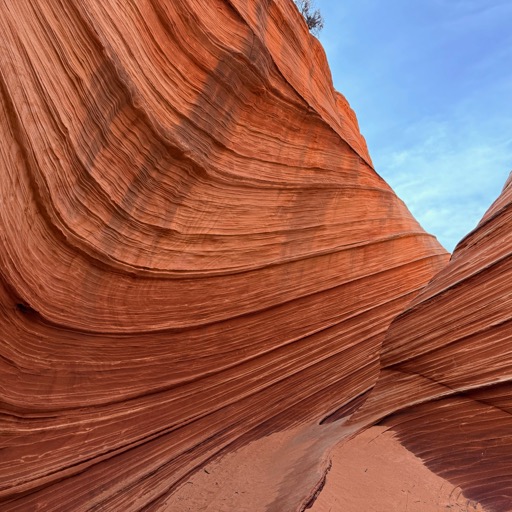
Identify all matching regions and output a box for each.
[306,173,512,510]
[347,174,512,511]
[0,0,448,510]
[3,0,510,511]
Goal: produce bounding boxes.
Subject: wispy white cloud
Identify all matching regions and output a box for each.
[376,117,512,251]
[316,0,512,252]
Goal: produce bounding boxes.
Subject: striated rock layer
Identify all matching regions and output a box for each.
[0,0,448,510]
[5,0,512,510]
[350,175,512,510]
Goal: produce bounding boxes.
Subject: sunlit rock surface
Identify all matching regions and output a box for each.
[10,0,510,510]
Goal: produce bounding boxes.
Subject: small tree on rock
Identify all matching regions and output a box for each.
[294,0,324,35]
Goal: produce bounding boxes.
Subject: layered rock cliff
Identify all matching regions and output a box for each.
[3,0,510,511]
[0,0,449,510]
[348,174,512,511]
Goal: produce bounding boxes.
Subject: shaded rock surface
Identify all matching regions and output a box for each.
[349,175,512,511]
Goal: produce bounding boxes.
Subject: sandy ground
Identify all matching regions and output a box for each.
[161,425,486,512]
[163,421,486,511]
[310,426,486,512]
[163,421,349,511]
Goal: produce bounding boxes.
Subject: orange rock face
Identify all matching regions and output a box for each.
[347,174,512,510]
[12,0,512,510]
[0,0,448,509]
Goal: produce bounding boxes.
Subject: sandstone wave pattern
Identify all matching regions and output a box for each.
[348,174,512,511]
[4,0,509,511]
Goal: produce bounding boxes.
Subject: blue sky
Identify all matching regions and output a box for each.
[315,0,512,251]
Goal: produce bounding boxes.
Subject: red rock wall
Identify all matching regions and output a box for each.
[0,0,448,510]
[355,175,512,422]
[351,175,512,509]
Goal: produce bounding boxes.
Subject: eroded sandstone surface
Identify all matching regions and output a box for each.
[0,0,508,511]
[348,175,512,511]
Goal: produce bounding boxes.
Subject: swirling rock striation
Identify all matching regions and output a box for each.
[0,0,454,510]
[350,175,512,510]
